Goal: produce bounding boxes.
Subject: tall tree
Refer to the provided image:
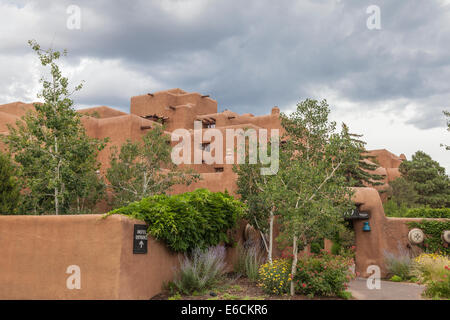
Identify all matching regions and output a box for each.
[233,142,278,262]
[339,126,384,187]
[106,125,200,207]
[0,151,21,214]
[3,40,107,214]
[274,99,356,295]
[399,151,450,208]
[387,176,419,207]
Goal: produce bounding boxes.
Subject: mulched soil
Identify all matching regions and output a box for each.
[151,274,347,300]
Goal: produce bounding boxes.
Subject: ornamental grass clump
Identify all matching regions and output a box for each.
[234,242,266,282]
[383,246,414,281]
[294,252,354,297]
[258,259,291,295]
[172,246,227,295]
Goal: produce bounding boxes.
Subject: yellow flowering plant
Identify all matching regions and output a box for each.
[412,253,450,299]
[258,259,292,295]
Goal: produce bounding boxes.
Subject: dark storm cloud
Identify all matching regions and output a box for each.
[1,0,450,129]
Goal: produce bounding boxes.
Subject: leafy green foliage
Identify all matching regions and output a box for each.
[386,206,450,218]
[233,137,279,261]
[274,99,357,294]
[399,151,450,208]
[387,177,419,208]
[106,189,244,252]
[0,151,21,214]
[2,40,107,214]
[294,252,354,297]
[339,128,384,187]
[171,246,227,295]
[106,125,200,207]
[408,220,450,255]
[390,275,403,282]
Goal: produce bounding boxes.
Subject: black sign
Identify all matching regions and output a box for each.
[133,224,148,254]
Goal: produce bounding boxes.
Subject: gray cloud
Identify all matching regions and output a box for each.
[1,0,450,130]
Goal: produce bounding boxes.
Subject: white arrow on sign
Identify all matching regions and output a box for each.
[139,240,144,248]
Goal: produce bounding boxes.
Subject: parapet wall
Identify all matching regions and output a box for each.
[352,187,449,278]
[0,214,181,299]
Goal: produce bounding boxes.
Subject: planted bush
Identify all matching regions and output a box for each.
[403,208,450,219]
[105,189,244,252]
[294,252,354,297]
[258,259,291,295]
[172,246,227,295]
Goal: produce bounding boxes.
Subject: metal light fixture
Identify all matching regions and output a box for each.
[363,221,371,232]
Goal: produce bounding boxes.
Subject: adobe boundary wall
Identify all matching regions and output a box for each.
[0,214,183,299]
[352,187,449,278]
[0,214,243,300]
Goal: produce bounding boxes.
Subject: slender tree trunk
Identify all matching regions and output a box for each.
[268,209,274,263]
[54,137,59,215]
[55,186,59,215]
[290,235,298,296]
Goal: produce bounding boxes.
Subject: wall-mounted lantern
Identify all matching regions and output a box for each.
[363,221,371,232]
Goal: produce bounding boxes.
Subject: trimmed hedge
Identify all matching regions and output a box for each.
[403,208,450,219]
[105,189,244,252]
[385,202,450,219]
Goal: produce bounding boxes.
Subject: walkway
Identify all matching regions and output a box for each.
[348,278,426,300]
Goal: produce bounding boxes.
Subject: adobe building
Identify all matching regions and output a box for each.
[2,89,433,300]
[0,88,404,197]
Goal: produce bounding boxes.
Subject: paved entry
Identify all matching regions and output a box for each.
[348,278,426,300]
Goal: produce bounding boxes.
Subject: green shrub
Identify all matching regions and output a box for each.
[383,247,414,280]
[424,276,450,299]
[310,241,323,254]
[172,246,227,295]
[385,204,450,219]
[390,275,403,282]
[234,242,265,281]
[294,252,354,297]
[258,259,291,295]
[403,208,450,218]
[105,189,244,252]
[383,199,410,217]
[0,151,21,215]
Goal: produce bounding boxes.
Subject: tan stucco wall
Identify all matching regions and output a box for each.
[0,214,181,299]
[352,187,449,278]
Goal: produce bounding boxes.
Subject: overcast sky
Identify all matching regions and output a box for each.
[0,0,449,172]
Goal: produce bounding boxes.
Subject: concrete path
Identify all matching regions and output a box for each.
[348,278,426,300]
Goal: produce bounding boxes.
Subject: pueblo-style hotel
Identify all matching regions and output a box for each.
[0,88,404,199]
[0,89,422,299]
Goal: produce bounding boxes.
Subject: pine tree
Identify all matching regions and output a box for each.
[399,151,450,208]
[340,126,384,187]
